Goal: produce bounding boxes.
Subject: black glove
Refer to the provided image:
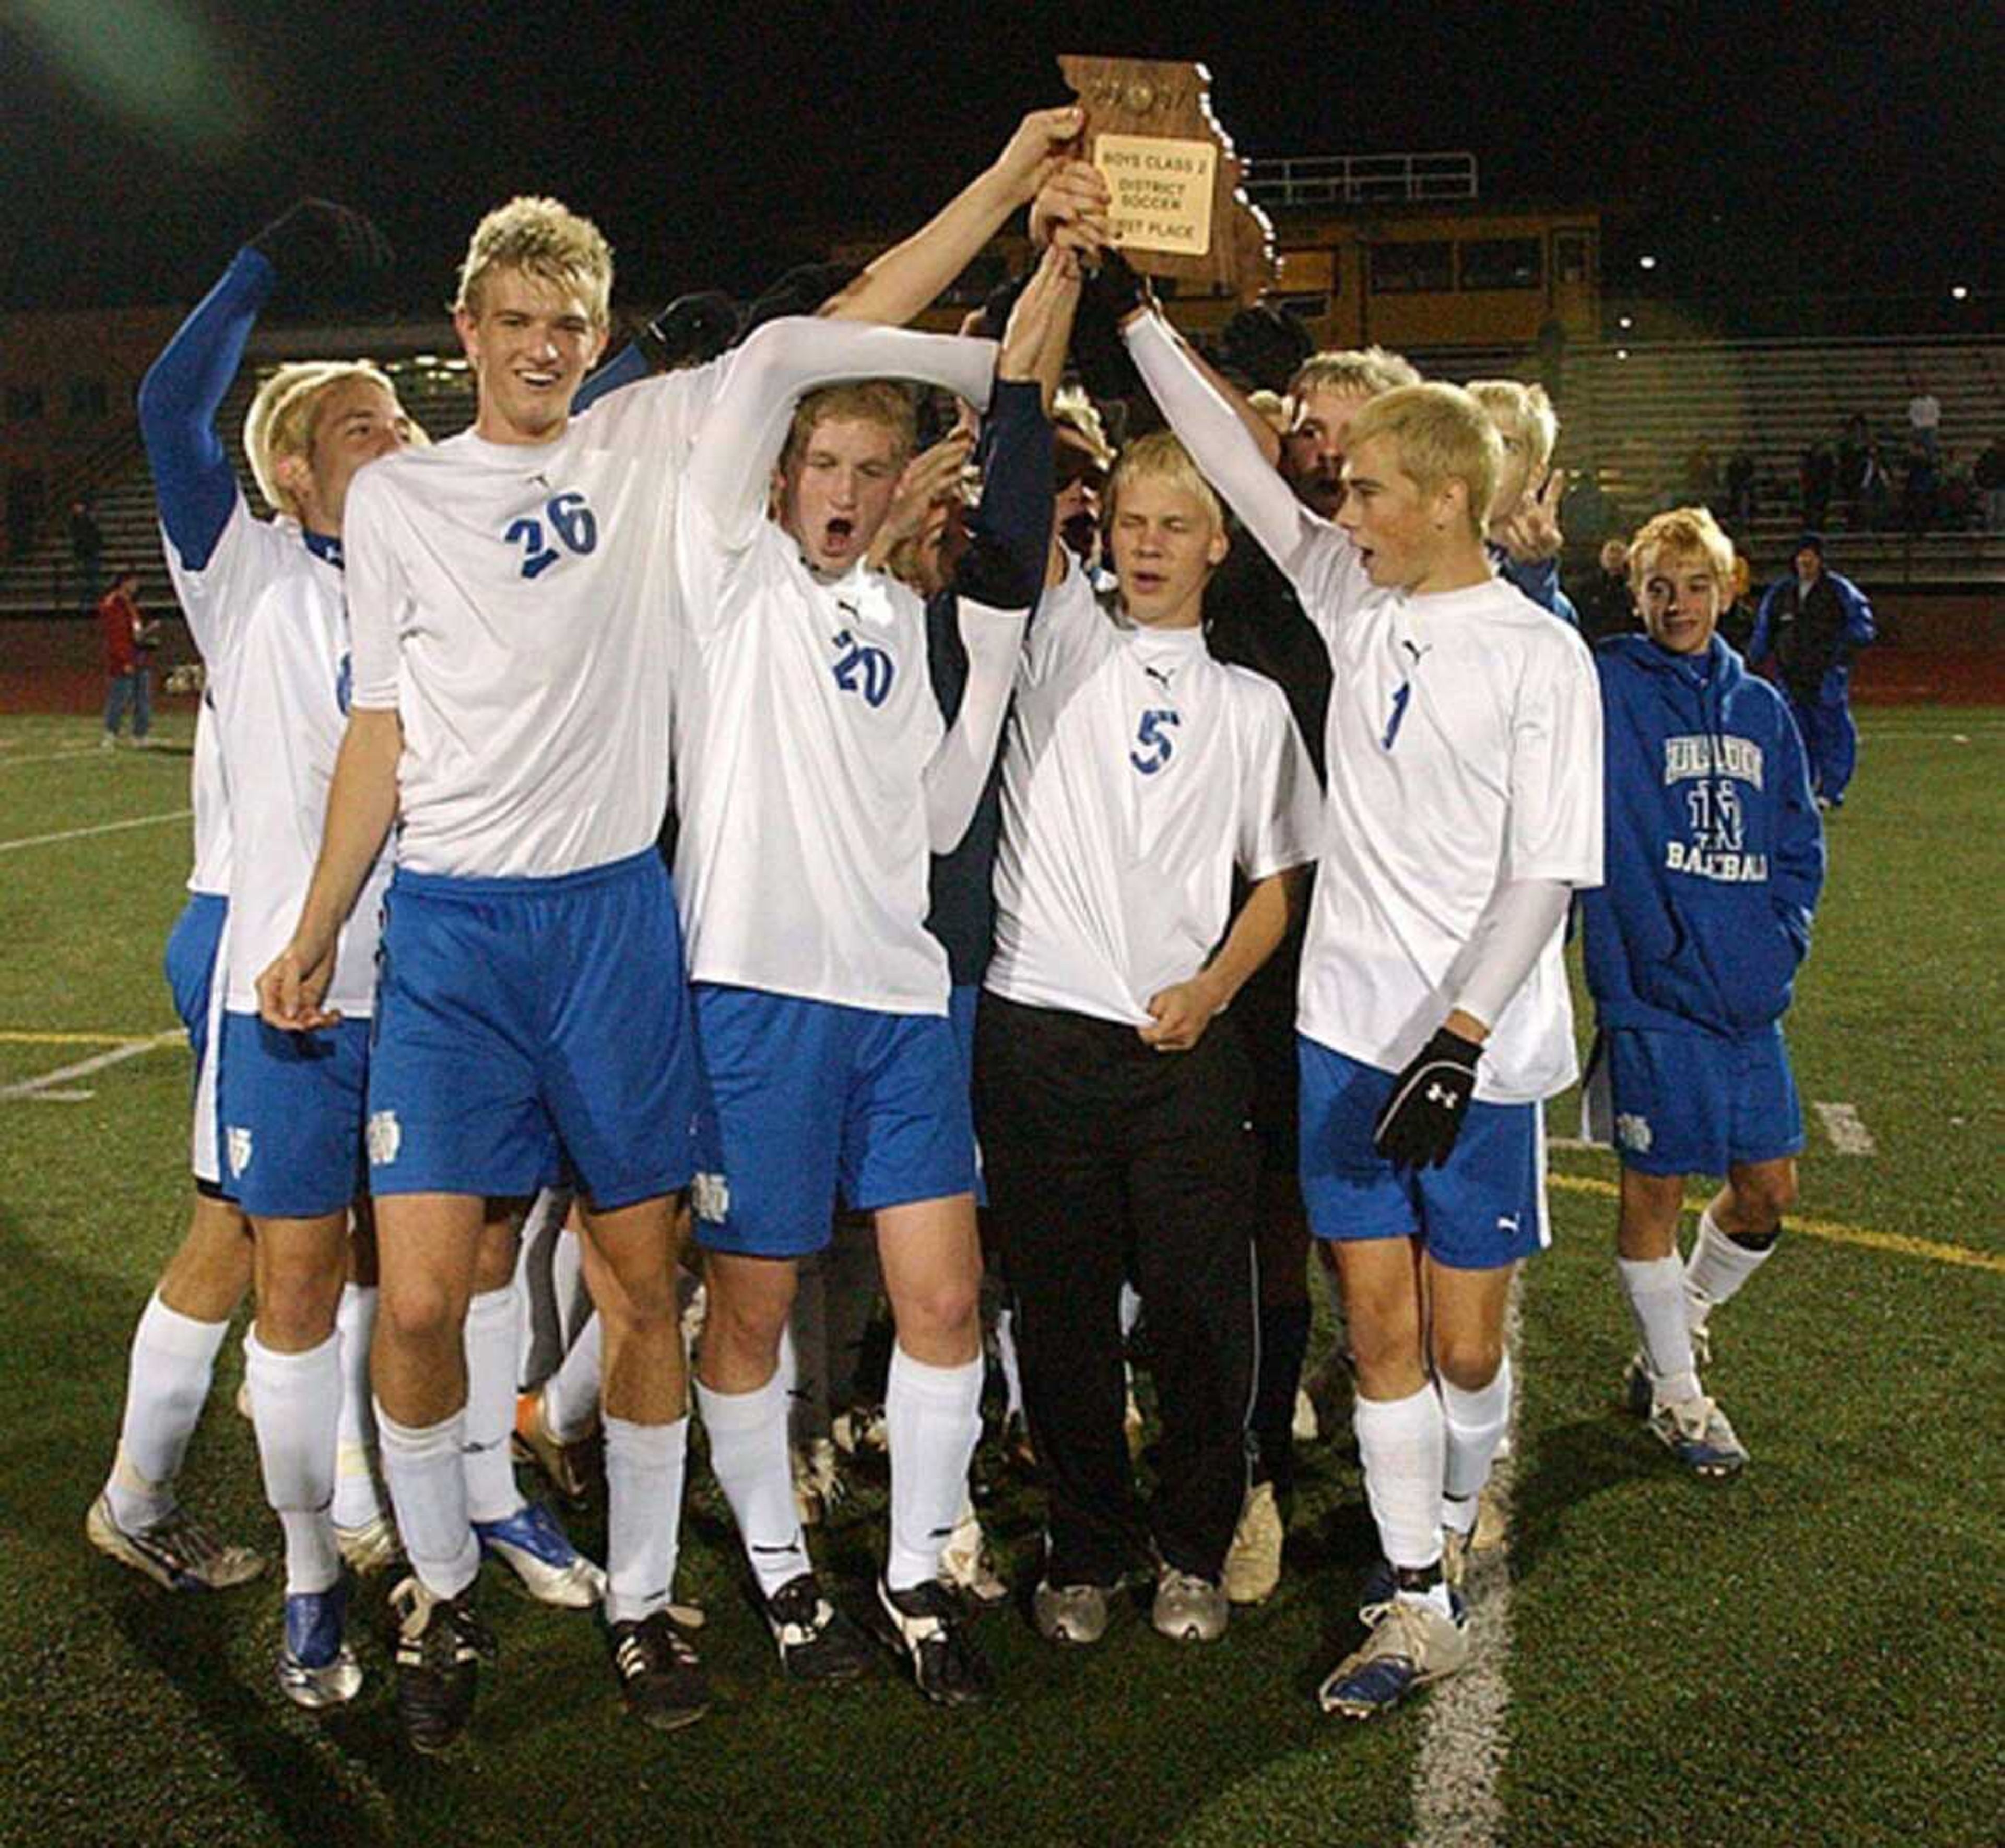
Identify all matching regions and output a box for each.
[247,198,392,282]
[1373,1026,1483,1169]
[639,291,741,371]
[948,526,1040,613]
[1081,248,1151,323]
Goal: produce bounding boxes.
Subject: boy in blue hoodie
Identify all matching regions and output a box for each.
[1580,508,1825,1477]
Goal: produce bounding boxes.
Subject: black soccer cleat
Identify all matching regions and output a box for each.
[609,1607,710,1733]
[875,1575,994,1708]
[390,1575,493,1755]
[764,1573,874,1685]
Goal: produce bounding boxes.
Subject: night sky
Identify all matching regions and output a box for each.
[3,1,1998,316]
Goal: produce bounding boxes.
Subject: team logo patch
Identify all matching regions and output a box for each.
[366,1109,402,1167]
[226,1126,252,1177]
[690,1171,731,1224]
[1615,1112,1654,1154]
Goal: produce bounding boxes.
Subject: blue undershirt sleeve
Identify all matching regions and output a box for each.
[138,248,276,572]
[968,380,1053,603]
[570,341,650,414]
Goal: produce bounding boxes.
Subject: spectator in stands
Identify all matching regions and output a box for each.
[1573,537,1637,643]
[1798,440,1835,532]
[70,496,104,613]
[1855,441,1894,529]
[1906,386,1940,460]
[98,568,153,747]
[1725,448,1758,529]
[1976,437,2005,533]
[1749,534,1875,810]
[1682,441,1719,507]
[1901,443,1940,535]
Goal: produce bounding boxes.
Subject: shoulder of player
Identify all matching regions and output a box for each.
[1209,654,1295,714]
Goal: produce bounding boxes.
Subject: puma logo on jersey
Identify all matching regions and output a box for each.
[226,1126,253,1177]
[366,1110,402,1167]
[1616,1112,1653,1153]
[690,1171,732,1223]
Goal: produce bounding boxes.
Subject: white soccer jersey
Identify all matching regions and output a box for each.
[669,317,1002,1014]
[162,493,391,1016]
[985,566,1321,1028]
[186,695,231,896]
[1287,527,1602,1102]
[344,369,724,878]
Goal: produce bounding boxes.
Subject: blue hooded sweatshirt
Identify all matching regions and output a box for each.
[1580,632,1825,1039]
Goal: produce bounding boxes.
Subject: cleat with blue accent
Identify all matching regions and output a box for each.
[1318,1592,1469,1719]
[474,1502,606,1608]
[1648,1394,1748,1478]
[278,1581,363,1710]
[87,1493,264,1593]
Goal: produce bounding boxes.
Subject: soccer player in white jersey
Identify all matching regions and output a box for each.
[672,263,1058,1709]
[976,428,1320,1650]
[88,699,265,1595]
[1117,278,1602,1718]
[256,189,1042,1743]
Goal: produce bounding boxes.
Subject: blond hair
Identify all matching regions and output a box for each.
[1342,383,1502,540]
[1629,507,1735,594]
[1245,389,1290,436]
[243,361,417,519]
[1288,345,1420,403]
[1104,430,1224,532]
[1051,386,1115,468]
[454,196,613,326]
[1466,378,1560,476]
[779,381,917,475]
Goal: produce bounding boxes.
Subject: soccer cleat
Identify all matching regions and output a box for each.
[1152,1563,1228,1644]
[390,1575,492,1753]
[762,1573,874,1684]
[791,1437,846,1528]
[1222,1480,1284,1605]
[511,1391,603,1506]
[832,1403,888,1459]
[277,1582,363,1710]
[1622,1351,1654,1419]
[875,1576,994,1706]
[938,1502,1009,1607]
[474,1502,606,1607]
[334,1511,404,1577]
[1318,1592,1469,1719]
[1441,1524,1476,1593]
[86,1493,264,1593]
[1648,1394,1748,1478]
[608,1607,710,1733]
[1032,1578,1113,1646]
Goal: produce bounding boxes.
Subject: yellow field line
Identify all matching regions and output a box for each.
[0,1029,170,1046]
[1546,1170,2004,1275]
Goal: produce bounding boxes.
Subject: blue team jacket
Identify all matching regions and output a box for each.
[1580,633,1825,1038]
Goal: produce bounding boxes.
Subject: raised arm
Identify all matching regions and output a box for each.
[685,315,998,546]
[970,246,1072,592]
[820,106,1086,326]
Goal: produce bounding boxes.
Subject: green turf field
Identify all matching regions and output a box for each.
[0,704,1999,1848]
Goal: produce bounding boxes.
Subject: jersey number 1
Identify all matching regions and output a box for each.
[505,492,598,580]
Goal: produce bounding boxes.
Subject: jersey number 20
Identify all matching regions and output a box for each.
[505,492,598,580]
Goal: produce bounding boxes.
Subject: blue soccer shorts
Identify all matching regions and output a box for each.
[1594,1022,1804,1176]
[690,984,977,1259]
[1297,1035,1549,1270]
[366,850,699,1211]
[164,891,230,1194]
[218,1011,369,1219]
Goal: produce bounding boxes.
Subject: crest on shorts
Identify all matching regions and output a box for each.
[690,1170,730,1224]
[367,1109,402,1167]
[1615,1112,1653,1153]
[226,1126,252,1176]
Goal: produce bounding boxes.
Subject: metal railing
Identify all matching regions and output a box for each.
[1243,153,1478,208]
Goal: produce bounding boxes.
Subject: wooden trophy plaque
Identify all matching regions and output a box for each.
[1058,54,1277,302]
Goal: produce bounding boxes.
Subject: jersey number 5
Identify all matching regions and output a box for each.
[504,492,598,580]
[1131,708,1181,775]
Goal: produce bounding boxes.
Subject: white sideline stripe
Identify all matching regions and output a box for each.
[0,808,192,853]
[26,1089,93,1102]
[0,1031,182,1101]
[1813,1100,1877,1156]
[0,745,107,770]
[1407,1279,1523,1848]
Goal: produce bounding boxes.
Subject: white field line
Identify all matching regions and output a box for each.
[0,1031,182,1101]
[1812,1101,1877,1156]
[0,808,191,853]
[1408,1279,1523,1848]
[25,1089,95,1103]
[0,745,108,771]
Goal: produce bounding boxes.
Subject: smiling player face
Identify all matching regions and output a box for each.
[778,415,904,577]
[1636,551,1723,656]
[456,265,607,446]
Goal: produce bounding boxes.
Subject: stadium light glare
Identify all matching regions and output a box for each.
[1618,315,1634,329]
[1616,348,1630,360]
[1638,255,1658,271]
[1950,285,1969,301]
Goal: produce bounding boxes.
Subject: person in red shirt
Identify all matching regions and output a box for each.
[99,570,155,747]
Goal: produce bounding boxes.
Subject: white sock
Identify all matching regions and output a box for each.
[696,1364,809,1599]
[462,1284,524,1524]
[603,1414,687,1625]
[244,1328,344,1596]
[544,1312,604,1442]
[1440,1355,1513,1532]
[105,1292,229,1531]
[994,1304,1024,1423]
[1620,1254,1701,1402]
[331,1284,385,1532]
[376,1401,479,1599]
[553,1223,589,1350]
[1684,1209,1775,1327]
[1354,1383,1445,1579]
[883,1345,984,1593]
